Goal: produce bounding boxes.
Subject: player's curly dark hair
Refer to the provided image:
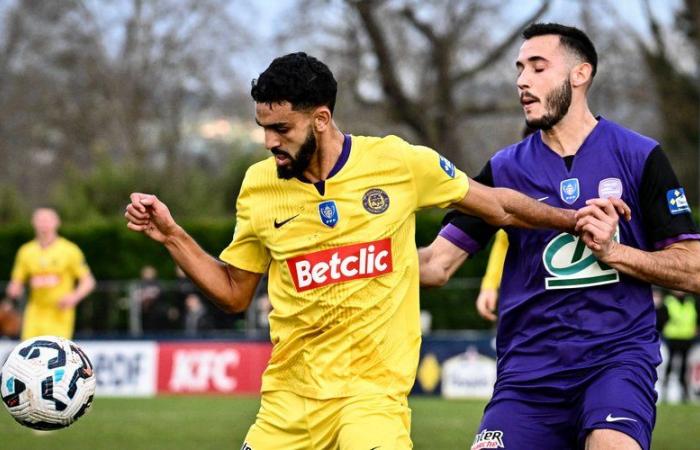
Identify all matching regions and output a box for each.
[523,23,598,79]
[251,52,337,113]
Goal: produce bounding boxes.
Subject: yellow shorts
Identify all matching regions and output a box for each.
[242,391,412,450]
[21,303,75,340]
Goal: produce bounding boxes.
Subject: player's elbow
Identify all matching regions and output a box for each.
[217,296,249,314]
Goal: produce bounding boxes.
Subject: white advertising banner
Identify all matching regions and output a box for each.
[78,341,157,397]
[441,347,497,399]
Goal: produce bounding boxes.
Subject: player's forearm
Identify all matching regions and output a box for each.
[418,237,469,287]
[163,226,250,312]
[73,275,96,303]
[494,188,576,232]
[601,241,700,294]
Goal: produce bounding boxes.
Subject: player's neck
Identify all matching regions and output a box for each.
[301,125,345,183]
[540,104,597,157]
[36,233,58,248]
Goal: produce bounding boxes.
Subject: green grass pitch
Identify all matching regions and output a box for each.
[1,396,698,449]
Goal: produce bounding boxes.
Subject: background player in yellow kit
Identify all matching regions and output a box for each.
[124,52,628,449]
[5,208,95,340]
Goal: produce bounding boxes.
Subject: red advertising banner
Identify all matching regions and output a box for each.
[157,341,272,395]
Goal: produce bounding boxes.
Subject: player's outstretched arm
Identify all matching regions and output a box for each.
[125,193,260,312]
[576,198,700,294]
[454,179,631,233]
[419,236,469,287]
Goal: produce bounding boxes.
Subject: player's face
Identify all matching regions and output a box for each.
[516,35,574,130]
[255,101,318,179]
[31,208,60,238]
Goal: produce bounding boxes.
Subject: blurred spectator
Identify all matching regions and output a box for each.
[184,293,213,336]
[0,298,21,338]
[136,265,167,332]
[657,289,699,402]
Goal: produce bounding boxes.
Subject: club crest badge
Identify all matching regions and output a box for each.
[598,178,623,199]
[318,201,339,227]
[363,188,390,214]
[439,155,456,178]
[560,178,580,205]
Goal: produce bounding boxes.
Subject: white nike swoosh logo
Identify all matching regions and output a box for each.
[537,196,549,202]
[605,414,637,423]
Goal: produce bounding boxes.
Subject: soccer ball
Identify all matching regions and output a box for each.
[0,336,96,430]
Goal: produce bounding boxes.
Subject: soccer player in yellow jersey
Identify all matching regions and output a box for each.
[6,208,95,340]
[124,53,628,449]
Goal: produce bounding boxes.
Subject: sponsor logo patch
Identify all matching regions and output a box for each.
[318,201,339,227]
[667,188,691,215]
[560,178,580,204]
[439,155,456,178]
[542,230,620,289]
[471,429,505,449]
[286,238,393,292]
[362,189,390,214]
[598,178,623,199]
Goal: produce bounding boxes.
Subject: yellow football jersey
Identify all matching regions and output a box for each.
[220,134,469,399]
[480,229,508,291]
[11,237,90,308]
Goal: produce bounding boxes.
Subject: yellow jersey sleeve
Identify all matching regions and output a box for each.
[480,230,508,290]
[402,142,470,209]
[67,244,90,279]
[219,175,271,274]
[10,246,28,283]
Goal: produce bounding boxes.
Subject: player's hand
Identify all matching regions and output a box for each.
[58,293,79,310]
[574,198,625,259]
[5,281,23,299]
[476,288,498,322]
[124,193,179,243]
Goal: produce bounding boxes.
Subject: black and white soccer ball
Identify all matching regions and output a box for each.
[0,336,95,430]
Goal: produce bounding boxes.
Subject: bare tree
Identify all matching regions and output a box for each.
[334,0,551,168]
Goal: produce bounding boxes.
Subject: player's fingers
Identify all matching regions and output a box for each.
[127,221,149,232]
[580,223,608,249]
[580,231,601,252]
[485,297,498,321]
[575,205,610,223]
[125,204,149,221]
[476,296,497,321]
[575,216,612,238]
[129,193,149,213]
[575,211,615,233]
[584,198,619,221]
[608,197,632,221]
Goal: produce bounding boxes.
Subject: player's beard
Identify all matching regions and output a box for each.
[274,129,317,180]
[525,78,572,131]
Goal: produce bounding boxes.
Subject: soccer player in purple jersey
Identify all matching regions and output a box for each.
[420,23,700,450]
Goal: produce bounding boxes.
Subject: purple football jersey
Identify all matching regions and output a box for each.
[489,118,665,389]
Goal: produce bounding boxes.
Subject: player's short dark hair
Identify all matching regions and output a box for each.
[523,23,598,79]
[251,52,338,113]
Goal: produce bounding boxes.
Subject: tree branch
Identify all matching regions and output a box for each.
[352,0,429,137]
[452,0,551,85]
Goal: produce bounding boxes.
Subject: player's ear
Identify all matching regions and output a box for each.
[571,62,593,89]
[312,106,332,132]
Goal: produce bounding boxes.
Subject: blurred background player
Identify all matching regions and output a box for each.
[124,52,609,449]
[420,23,700,450]
[5,208,95,340]
[657,289,698,403]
